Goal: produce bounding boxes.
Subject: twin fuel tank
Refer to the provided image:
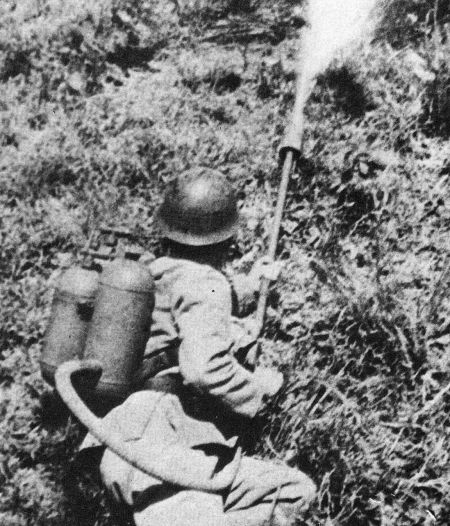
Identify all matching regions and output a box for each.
[40,257,154,401]
[40,266,99,385]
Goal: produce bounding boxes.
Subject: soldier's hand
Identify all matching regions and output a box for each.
[255,368,284,398]
[249,257,283,286]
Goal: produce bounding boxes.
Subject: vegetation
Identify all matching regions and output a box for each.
[0,0,449,524]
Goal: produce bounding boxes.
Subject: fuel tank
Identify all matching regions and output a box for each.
[82,258,154,401]
[40,266,99,385]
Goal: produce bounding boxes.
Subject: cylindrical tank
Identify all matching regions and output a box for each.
[40,267,99,385]
[83,258,154,401]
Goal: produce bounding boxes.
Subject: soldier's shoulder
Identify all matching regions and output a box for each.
[171,258,230,292]
[181,260,228,286]
[147,256,229,295]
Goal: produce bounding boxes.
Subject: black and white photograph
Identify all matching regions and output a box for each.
[0,1,449,525]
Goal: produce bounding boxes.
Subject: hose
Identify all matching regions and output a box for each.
[55,359,241,492]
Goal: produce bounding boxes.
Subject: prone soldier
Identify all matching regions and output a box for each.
[81,167,316,526]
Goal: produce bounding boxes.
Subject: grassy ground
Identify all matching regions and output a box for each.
[0,1,449,525]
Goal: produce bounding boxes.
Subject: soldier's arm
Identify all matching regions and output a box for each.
[172,268,275,418]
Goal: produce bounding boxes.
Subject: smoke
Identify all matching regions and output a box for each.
[297,0,378,101]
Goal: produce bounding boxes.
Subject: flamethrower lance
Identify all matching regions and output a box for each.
[252,0,377,353]
[250,44,311,360]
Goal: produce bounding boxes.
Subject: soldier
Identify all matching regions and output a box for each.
[82,167,316,526]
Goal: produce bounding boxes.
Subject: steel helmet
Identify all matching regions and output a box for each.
[155,167,239,246]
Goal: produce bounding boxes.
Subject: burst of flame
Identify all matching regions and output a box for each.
[297,0,378,101]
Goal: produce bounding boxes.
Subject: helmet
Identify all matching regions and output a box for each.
[155,167,239,246]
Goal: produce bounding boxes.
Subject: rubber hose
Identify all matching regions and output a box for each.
[55,359,240,492]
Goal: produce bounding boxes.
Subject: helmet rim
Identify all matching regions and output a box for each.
[156,209,239,246]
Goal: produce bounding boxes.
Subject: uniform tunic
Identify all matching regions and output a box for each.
[82,256,316,526]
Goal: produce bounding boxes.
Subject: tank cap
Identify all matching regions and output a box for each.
[58,267,99,298]
[100,258,154,293]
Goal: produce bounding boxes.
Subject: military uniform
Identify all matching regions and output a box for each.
[83,256,316,526]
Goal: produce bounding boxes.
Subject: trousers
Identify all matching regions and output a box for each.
[93,390,315,526]
[131,456,315,526]
[102,451,316,526]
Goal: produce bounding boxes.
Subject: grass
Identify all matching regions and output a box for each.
[0,1,449,525]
